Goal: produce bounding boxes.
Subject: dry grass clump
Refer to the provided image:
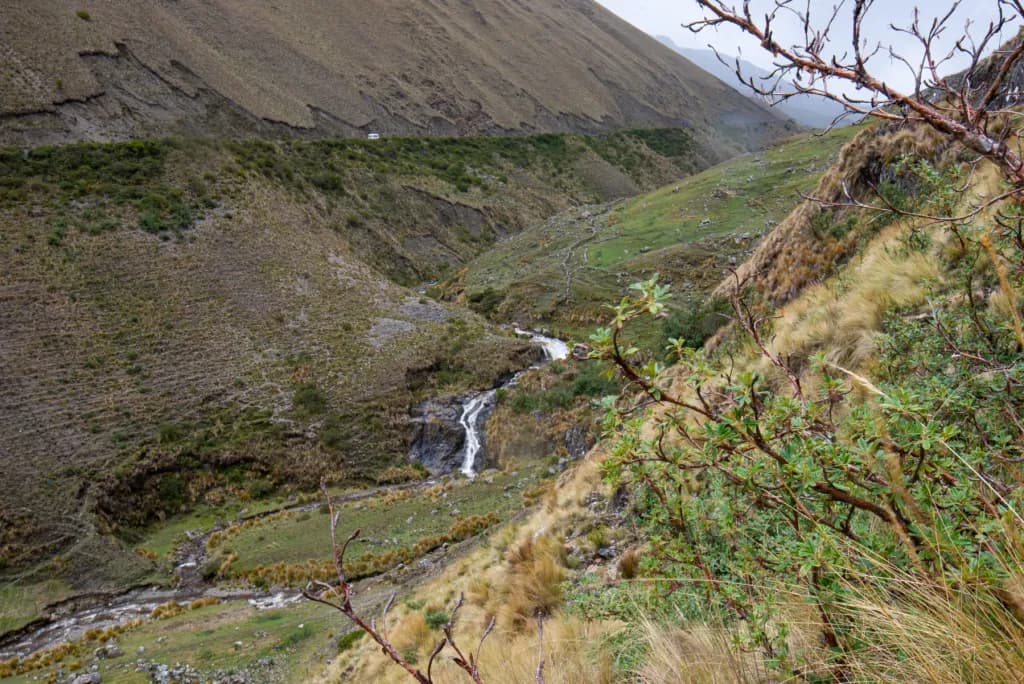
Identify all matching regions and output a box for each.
[833,570,1024,683]
[635,618,765,684]
[0,618,144,676]
[771,243,943,372]
[375,465,429,485]
[716,123,948,305]
[188,596,222,610]
[618,548,642,579]
[433,616,618,684]
[150,600,186,619]
[493,535,567,630]
[389,611,433,664]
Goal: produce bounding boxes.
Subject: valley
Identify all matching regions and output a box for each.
[4,1,1024,683]
[0,119,835,682]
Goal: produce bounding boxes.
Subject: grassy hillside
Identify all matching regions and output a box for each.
[0,129,702,587]
[453,124,863,344]
[0,0,789,148]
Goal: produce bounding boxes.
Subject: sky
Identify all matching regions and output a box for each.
[596,0,1019,92]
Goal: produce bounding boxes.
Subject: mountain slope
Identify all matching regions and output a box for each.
[450,124,862,344]
[0,125,724,594]
[0,0,790,150]
[657,36,849,128]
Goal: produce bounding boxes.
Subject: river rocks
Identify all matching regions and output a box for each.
[408,395,466,473]
[136,660,273,684]
[409,391,497,474]
[137,661,203,684]
[68,673,101,684]
[563,425,590,459]
[94,641,124,659]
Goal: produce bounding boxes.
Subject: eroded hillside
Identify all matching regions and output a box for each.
[0,0,791,149]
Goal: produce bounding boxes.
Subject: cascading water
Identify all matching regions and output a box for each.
[515,328,570,362]
[456,329,569,478]
[458,390,496,477]
[4,329,571,659]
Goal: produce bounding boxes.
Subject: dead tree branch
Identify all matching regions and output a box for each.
[686,0,1024,186]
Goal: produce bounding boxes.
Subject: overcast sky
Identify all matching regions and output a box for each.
[596,0,1019,90]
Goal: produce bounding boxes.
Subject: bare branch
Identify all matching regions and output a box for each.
[535,614,546,684]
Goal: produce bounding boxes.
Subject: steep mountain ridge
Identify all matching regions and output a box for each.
[0,0,790,149]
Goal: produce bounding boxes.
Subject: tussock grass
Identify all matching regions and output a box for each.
[717,123,952,305]
[771,233,943,371]
[635,617,764,684]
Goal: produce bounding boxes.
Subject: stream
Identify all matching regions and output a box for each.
[0,328,569,662]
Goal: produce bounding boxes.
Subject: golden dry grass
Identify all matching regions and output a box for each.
[635,618,765,684]
[770,232,944,371]
[715,123,951,305]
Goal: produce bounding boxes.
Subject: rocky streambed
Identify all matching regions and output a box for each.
[409,329,570,475]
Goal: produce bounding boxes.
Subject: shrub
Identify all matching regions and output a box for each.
[467,287,502,315]
[337,629,365,653]
[424,609,449,630]
[660,296,731,351]
[76,9,91,20]
[618,548,641,580]
[375,464,430,485]
[590,235,1024,676]
[293,383,328,415]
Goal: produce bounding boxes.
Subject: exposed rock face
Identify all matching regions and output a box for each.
[564,425,591,460]
[408,395,469,474]
[0,0,789,148]
[408,391,501,474]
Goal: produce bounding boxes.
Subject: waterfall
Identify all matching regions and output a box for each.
[458,390,496,477]
[514,328,570,362]
[456,329,568,478]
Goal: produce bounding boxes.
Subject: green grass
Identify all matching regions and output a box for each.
[2,600,338,683]
[459,124,866,343]
[591,125,864,267]
[0,139,211,239]
[0,580,73,634]
[225,465,548,573]
[505,360,620,414]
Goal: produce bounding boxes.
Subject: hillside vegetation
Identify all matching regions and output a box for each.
[333,117,1024,683]
[453,124,862,345]
[0,129,705,588]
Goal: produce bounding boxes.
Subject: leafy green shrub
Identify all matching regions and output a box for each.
[248,479,275,500]
[590,247,1024,676]
[337,630,365,653]
[424,609,449,630]
[661,296,731,351]
[467,287,502,316]
[76,9,91,20]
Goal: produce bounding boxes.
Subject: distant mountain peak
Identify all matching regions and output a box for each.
[656,34,849,128]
